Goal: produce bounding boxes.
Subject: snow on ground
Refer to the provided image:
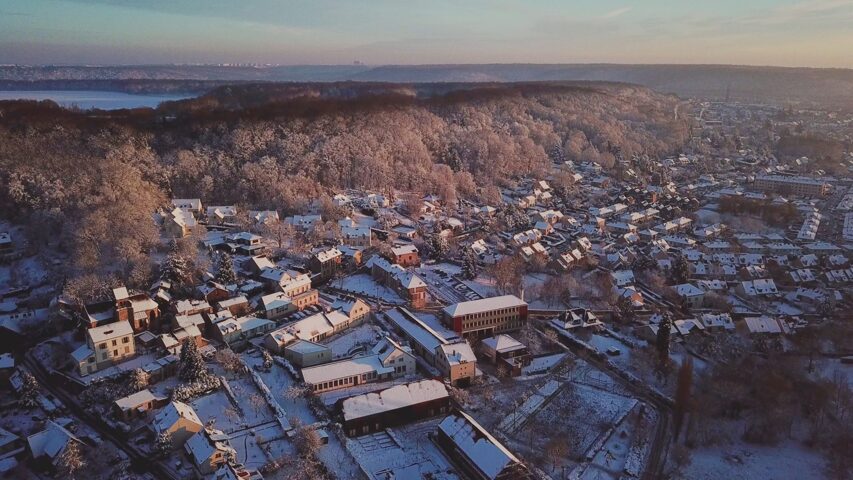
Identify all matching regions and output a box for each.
[682,441,827,480]
[522,353,566,376]
[337,274,405,304]
[190,390,255,433]
[323,323,385,359]
[345,417,460,480]
[462,274,498,298]
[419,262,462,276]
[240,351,363,479]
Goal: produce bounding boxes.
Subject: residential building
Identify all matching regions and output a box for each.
[185,428,236,475]
[72,320,136,376]
[153,401,204,447]
[368,257,428,308]
[263,309,359,352]
[480,335,531,376]
[754,175,829,196]
[391,244,420,267]
[309,247,343,280]
[113,389,167,421]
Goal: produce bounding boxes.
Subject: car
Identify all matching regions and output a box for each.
[606,347,621,356]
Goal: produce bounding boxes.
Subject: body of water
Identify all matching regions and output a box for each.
[0,90,193,110]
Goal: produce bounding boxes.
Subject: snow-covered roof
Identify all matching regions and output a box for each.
[342,379,448,421]
[437,411,524,480]
[87,320,133,344]
[114,389,162,411]
[481,334,526,354]
[438,342,477,365]
[27,421,81,461]
[186,428,234,466]
[443,295,526,318]
[391,244,419,256]
[154,401,202,433]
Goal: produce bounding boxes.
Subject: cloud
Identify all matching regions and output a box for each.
[601,6,632,19]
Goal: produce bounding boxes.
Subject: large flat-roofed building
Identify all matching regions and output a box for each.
[342,379,450,436]
[754,175,830,196]
[442,295,528,339]
[301,337,416,393]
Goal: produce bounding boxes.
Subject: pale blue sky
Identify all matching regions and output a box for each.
[0,0,851,67]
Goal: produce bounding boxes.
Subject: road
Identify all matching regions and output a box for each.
[23,353,177,480]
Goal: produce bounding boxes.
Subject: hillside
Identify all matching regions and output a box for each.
[0,82,688,285]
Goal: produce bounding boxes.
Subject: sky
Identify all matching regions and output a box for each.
[0,0,852,68]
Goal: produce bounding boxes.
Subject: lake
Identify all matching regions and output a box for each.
[0,90,194,110]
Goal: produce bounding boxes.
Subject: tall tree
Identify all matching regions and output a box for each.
[18,371,40,408]
[461,248,479,280]
[178,339,209,383]
[57,440,85,479]
[214,251,237,285]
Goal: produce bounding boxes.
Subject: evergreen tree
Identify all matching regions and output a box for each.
[428,235,449,260]
[57,440,85,479]
[155,432,173,458]
[128,368,149,392]
[262,350,273,370]
[161,242,192,287]
[461,248,479,280]
[18,370,40,408]
[214,251,237,285]
[656,315,672,363]
[179,339,209,383]
[671,254,690,285]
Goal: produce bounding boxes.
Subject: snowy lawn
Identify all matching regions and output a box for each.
[337,274,405,304]
[682,441,827,480]
[323,323,385,359]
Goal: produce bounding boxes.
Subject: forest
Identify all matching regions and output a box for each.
[0,81,690,290]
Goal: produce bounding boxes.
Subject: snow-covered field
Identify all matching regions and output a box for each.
[682,441,827,480]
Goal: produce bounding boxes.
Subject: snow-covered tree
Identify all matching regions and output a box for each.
[57,440,85,479]
[161,242,193,287]
[261,350,273,370]
[155,432,172,458]
[17,370,40,408]
[461,248,478,280]
[656,315,672,363]
[179,339,209,383]
[214,251,237,285]
[128,368,149,392]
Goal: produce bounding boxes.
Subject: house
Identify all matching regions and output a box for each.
[245,255,276,276]
[166,207,200,238]
[263,309,357,352]
[674,284,705,309]
[368,257,428,308]
[331,297,371,323]
[435,411,533,480]
[260,292,294,320]
[342,379,450,437]
[741,316,789,335]
[185,428,236,475]
[171,198,203,215]
[216,296,250,317]
[197,282,231,304]
[283,340,333,368]
[26,421,84,470]
[309,247,343,280]
[248,210,279,225]
[113,287,161,333]
[72,320,136,377]
[738,279,778,297]
[610,270,635,288]
[700,313,735,331]
[174,299,214,317]
[479,335,531,376]
[207,205,238,225]
[550,308,602,330]
[391,244,420,267]
[301,337,416,393]
[436,342,478,386]
[153,401,204,447]
[228,232,265,256]
[341,225,373,247]
[442,295,528,339]
[113,389,168,421]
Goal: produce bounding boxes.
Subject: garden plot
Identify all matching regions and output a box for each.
[501,383,637,475]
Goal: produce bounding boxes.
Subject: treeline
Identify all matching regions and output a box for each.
[0,82,689,288]
[719,196,799,227]
[775,133,844,162]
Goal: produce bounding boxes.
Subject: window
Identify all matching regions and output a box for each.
[123,337,129,344]
[112,340,117,346]
[113,350,118,357]
[124,347,130,353]
[99,343,107,350]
